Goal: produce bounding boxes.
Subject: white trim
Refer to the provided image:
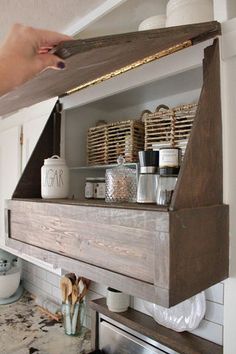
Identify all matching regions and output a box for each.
[221,18,236,60]
[63,0,128,36]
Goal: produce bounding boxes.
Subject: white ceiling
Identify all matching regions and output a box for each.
[0,0,105,44]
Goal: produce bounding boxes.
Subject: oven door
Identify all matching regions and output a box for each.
[99,318,179,354]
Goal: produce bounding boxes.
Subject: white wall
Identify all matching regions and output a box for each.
[221,19,236,354]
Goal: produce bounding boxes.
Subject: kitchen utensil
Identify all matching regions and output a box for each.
[71,284,78,316]
[137,151,159,203]
[65,273,76,285]
[0,250,23,304]
[60,276,73,335]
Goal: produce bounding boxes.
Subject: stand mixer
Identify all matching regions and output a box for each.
[0,249,24,304]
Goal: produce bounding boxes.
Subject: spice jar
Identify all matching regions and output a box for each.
[94,178,105,199]
[105,156,137,203]
[85,178,96,199]
[156,147,181,206]
[41,155,69,199]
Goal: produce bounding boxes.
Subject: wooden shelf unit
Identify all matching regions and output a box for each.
[3,22,229,308]
[89,298,223,354]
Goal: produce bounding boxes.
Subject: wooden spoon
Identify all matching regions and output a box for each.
[71,284,78,316]
[60,276,73,304]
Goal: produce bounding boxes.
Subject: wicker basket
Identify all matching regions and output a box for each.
[87,120,144,165]
[144,103,197,155]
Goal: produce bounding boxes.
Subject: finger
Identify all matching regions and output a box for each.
[35,53,66,72]
[35,28,73,47]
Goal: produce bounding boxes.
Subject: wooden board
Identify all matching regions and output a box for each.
[0,21,220,116]
[8,199,169,283]
[90,298,223,354]
[171,39,223,209]
[6,199,228,307]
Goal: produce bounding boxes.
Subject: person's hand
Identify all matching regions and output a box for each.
[0,24,72,95]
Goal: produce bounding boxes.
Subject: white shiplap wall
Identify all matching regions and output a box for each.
[22,261,224,345]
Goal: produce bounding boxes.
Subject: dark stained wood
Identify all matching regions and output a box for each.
[171,39,223,210]
[12,102,61,198]
[169,204,229,305]
[53,21,221,59]
[0,21,220,116]
[89,298,223,354]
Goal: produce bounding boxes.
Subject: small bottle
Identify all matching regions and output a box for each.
[94,178,105,199]
[85,178,95,199]
[156,147,181,206]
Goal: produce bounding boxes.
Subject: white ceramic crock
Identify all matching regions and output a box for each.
[41,155,69,199]
[166,0,213,27]
[138,15,166,31]
[106,288,130,313]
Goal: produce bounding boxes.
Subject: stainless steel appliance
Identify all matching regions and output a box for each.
[137,151,159,203]
[99,314,180,354]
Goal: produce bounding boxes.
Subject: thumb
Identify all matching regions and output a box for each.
[35,53,65,72]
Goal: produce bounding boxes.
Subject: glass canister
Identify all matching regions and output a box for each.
[41,155,69,199]
[156,173,178,206]
[105,156,137,203]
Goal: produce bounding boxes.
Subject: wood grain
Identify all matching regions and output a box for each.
[8,200,169,283]
[90,298,223,354]
[171,39,223,209]
[0,22,220,116]
[6,199,228,307]
[5,235,169,306]
[169,204,229,305]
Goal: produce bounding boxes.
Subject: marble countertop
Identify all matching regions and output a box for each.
[0,292,92,354]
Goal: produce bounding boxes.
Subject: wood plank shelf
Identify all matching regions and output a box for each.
[12,198,168,212]
[89,298,223,354]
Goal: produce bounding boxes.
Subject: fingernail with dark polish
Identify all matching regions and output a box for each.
[57,61,65,69]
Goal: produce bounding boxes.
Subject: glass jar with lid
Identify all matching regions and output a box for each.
[105,156,137,203]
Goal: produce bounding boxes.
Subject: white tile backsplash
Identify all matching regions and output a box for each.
[191,319,223,345]
[205,282,224,304]
[22,260,224,346]
[205,300,224,325]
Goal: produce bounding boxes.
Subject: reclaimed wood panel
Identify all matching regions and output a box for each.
[169,204,229,305]
[8,200,169,283]
[90,298,223,354]
[5,237,169,306]
[0,22,220,116]
[6,199,228,307]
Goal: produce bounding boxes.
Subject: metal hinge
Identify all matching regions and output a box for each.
[20,127,23,145]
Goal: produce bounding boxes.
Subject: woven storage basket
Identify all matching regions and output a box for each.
[144,103,197,155]
[87,120,144,165]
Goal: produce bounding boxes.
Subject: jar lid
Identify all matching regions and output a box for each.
[159,167,180,176]
[96,177,105,181]
[44,155,66,165]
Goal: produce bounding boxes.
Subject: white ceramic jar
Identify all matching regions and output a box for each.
[106,287,130,312]
[41,155,69,199]
[138,15,166,31]
[166,0,213,27]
